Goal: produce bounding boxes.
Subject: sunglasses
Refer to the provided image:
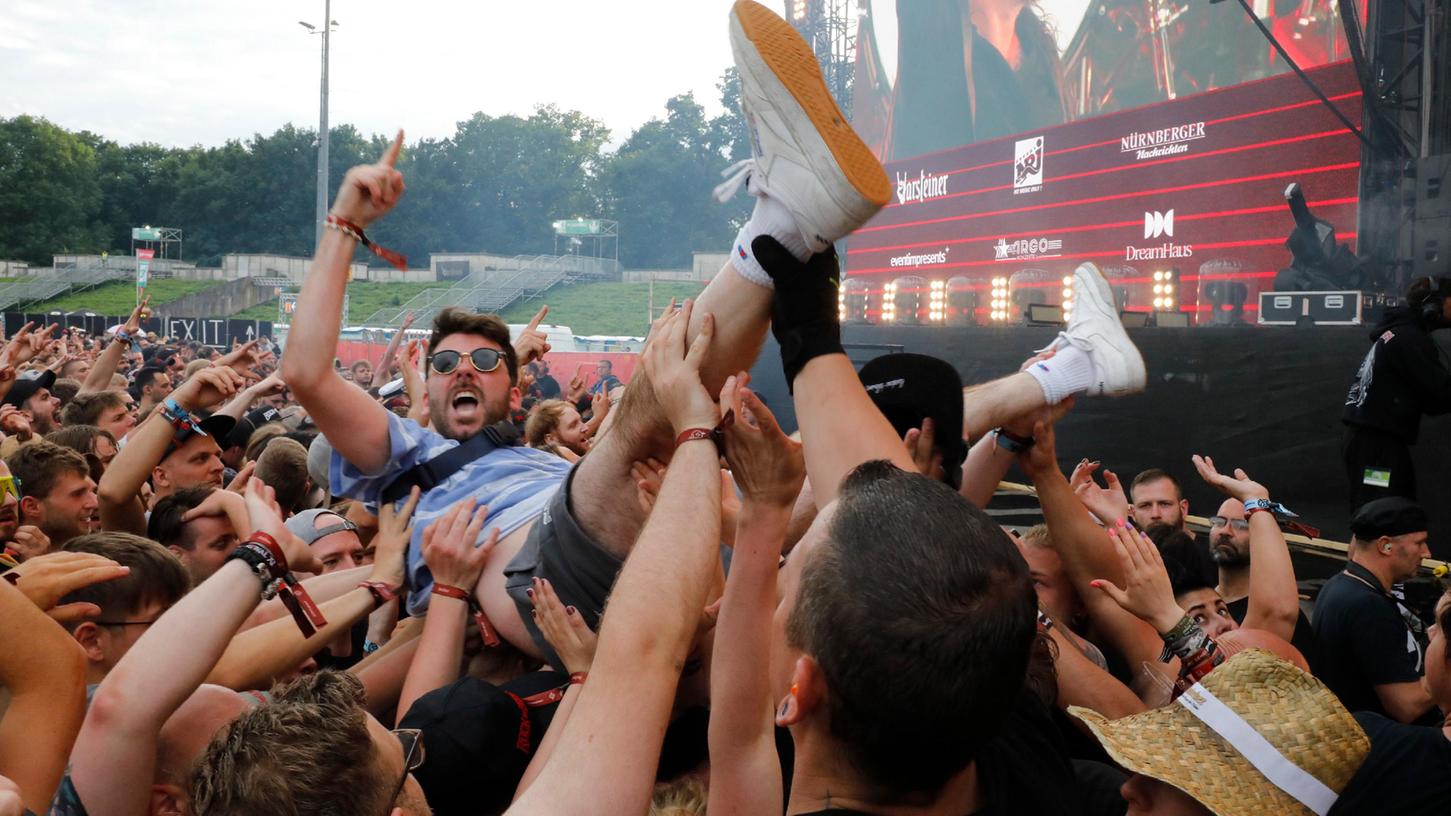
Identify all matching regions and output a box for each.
[384,728,426,814]
[0,475,21,503]
[428,348,504,376]
[1208,516,1250,531]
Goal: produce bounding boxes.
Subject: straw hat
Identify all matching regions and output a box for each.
[1070,650,1368,816]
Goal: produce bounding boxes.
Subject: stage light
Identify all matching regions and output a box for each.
[882,280,898,323]
[928,280,946,322]
[990,276,1012,322]
[790,0,809,21]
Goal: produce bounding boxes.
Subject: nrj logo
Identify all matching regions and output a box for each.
[1013,137,1044,194]
[1144,210,1175,239]
[895,170,950,205]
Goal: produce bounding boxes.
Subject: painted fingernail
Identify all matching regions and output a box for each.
[566,606,576,615]
[525,588,534,598]
[1116,518,1127,528]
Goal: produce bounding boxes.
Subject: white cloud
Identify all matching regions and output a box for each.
[0,0,749,147]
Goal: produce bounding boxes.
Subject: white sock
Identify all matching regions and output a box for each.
[730,193,811,289]
[1026,344,1095,404]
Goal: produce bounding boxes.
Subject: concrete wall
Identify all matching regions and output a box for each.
[223,253,370,282]
[352,267,437,283]
[693,252,730,279]
[0,260,31,276]
[153,276,274,319]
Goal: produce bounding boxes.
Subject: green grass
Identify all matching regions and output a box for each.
[497,281,706,336]
[235,281,440,323]
[245,280,707,336]
[24,278,225,315]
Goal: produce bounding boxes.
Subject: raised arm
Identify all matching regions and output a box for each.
[507,302,722,816]
[1018,418,1167,687]
[71,481,320,816]
[396,493,494,722]
[81,298,148,394]
[280,134,405,474]
[207,490,413,690]
[512,579,599,800]
[370,312,415,390]
[214,372,286,422]
[0,578,89,813]
[98,366,246,534]
[1192,456,1298,641]
[707,376,802,816]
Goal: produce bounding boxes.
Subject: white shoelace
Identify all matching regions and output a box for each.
[712,159,755,204]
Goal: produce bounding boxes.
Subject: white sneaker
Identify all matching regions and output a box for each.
[1040,263,1146,397]
[714,0,891,252]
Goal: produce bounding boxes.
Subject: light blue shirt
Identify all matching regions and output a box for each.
[331,411,570,614]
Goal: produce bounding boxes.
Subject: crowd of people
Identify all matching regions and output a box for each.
[1,3,1448,815]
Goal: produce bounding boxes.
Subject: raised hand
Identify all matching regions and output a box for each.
[243,480,320,574]
[530,576,597,675]
[4,551,130,625]
[641,300,717,435]
[902,417,942,480]
[171,365,246,412]
[330,130,406,229]
[181,487,251,535]
[215,338,262,378]
[1,322,60,368]
[123,295,151,335]
[720,372,804,509]
[10,525,50,560]
[1071,459,1130,525]
[631,458,667,514]
[0,404,32,438]
[514,305,552,367]
[372,487,421,586]
[1192,454,1269,502]
[1090,522,1186,635]
[420,495,495,590]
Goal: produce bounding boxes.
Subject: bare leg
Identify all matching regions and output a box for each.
[569,264,772,557]
[962,372,1052,441]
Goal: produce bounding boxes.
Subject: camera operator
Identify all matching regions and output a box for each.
[1343,275,1451,507]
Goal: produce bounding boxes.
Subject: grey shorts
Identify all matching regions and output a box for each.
[503,462,623,671]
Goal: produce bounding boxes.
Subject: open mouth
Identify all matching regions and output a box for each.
[450,390,482,420]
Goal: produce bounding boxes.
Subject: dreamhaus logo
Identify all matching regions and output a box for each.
[890,248,951,268]
[1013,137,1043,194]
[895,170,950,205]
[1127,209,1192,261]
[1144,210,1175,239]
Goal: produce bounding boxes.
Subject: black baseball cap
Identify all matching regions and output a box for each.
[858,353,966,487]
[1,370,55,408]
[224,406,282,451]
[161,414,235,461]
[400,672,568,816]
[1349,497,1428,540]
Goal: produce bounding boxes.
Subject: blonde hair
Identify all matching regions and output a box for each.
[649,777,708,816]
[524,399,572,447]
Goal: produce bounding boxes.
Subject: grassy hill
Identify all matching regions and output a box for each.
[22,278,226,315]
[233,281,439,323]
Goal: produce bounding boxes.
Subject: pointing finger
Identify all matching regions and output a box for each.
[381,129,404,168]
[526,305,548,332]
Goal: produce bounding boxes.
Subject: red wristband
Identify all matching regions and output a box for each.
[358,581,399,610]
[431,583,470,601]
[246,532,288,576]
[569,671,588,686]
[674,409,735,456]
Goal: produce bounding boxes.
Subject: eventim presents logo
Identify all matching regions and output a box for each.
[890,248,951,268]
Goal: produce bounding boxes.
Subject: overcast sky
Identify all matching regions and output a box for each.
[1,1,1099,149]
[0,0,746,148]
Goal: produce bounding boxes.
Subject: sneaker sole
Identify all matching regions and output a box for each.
[731,1,890,208]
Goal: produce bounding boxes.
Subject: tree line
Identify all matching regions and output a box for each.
[0,71,751,271]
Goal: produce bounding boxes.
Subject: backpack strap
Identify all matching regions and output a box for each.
[379,423,517,505]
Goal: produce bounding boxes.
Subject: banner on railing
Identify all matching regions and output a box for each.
[3,312,275,348]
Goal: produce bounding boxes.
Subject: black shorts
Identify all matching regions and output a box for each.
[503,463,623,671]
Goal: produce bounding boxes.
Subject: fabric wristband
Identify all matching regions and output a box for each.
[357,581,399,610]
[326,214,408,271]
[569,672,588,686]
[432,583,501,648]
[674,409,735,457]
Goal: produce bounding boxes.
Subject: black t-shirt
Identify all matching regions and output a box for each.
[535,374,561,400]
[1223,596,1322,675]
[1330,713,1451,815]
[1311,562,1427,719]
[792,690,1079,816]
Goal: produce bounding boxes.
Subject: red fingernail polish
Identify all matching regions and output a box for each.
[526,588,534,598]
[567,606,576,615]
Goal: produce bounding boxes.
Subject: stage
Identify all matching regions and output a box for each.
[748,323,1451,560]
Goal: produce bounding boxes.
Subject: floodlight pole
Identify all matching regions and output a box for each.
[315,0,332,248]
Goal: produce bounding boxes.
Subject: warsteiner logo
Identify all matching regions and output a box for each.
[896,170,950,205]
[1013,137,1044,194]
